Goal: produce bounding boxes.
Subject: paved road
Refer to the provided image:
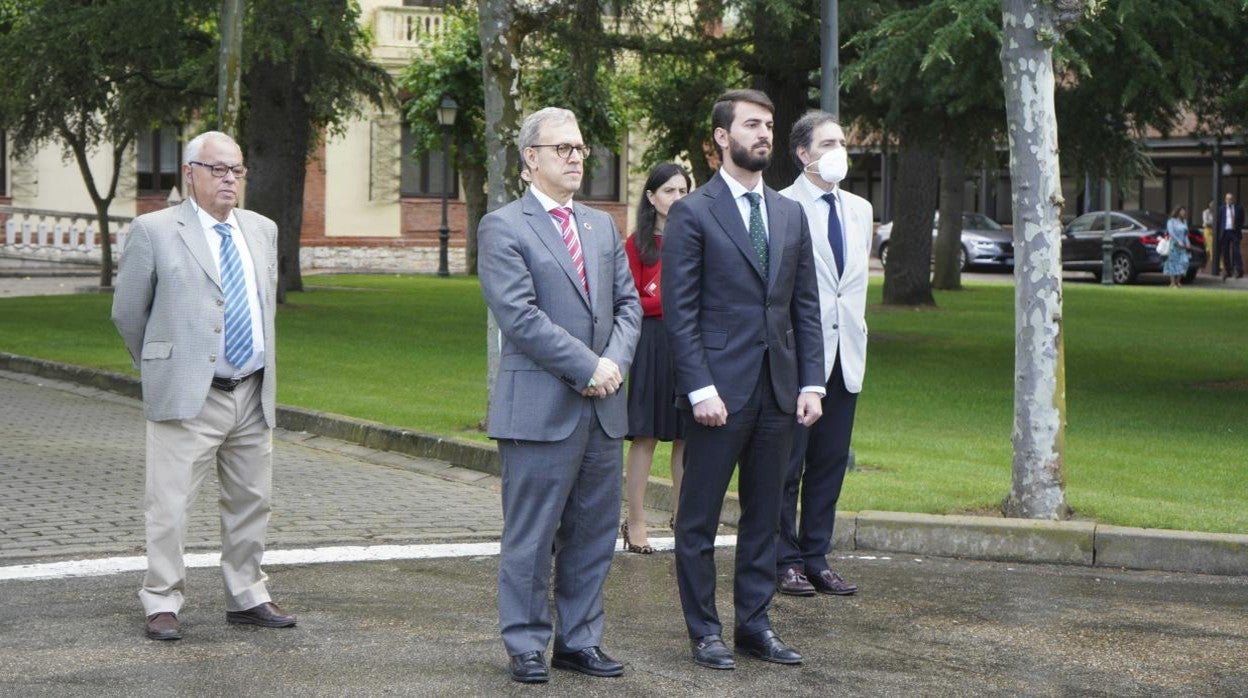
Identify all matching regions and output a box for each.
[1,364,1246,696]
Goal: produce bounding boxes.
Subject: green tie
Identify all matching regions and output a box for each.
[744,192,768,276]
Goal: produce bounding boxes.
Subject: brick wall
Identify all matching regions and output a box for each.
[134,193,168,216]
[301,142,326,239]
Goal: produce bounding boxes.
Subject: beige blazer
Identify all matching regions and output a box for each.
[112,199,279,426]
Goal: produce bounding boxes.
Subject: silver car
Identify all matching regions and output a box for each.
[872,212,1014,270]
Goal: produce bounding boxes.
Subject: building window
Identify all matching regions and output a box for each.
[137,127,181,193]
[578,147,620,201]
[401,127,459,198]
[402,0,446,8]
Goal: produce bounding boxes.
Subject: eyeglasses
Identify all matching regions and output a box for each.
[189,161,248,179]
[529,144,592,160]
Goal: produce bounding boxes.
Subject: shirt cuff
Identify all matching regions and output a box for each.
[800,385,827,397]
[689,385,719,405]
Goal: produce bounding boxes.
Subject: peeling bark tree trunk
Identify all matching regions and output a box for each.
[999,0,1073,520]
[933,146,966,290]
[478,0,525,429]
[882,141,938,306]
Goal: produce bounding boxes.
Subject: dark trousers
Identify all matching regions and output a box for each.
[777,357,858,575]
[1217,231,1243,275]
[675,362,794,640]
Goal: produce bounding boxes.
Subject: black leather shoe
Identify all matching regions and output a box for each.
[734,629,802,665]
[777,566,816,596]
[552,646,624,677]
[144,612,181,641]
[509,651,549,684]
[226,602,296,628]
[809,569,858,596]
[691,634,735,670]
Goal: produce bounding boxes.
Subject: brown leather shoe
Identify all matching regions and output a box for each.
[145,612,181,641]
[226,602,297,628]
[777,567,816,596]
[809,569,858,595]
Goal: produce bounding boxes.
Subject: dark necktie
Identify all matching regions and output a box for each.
[743,192,768,276]
[821,192,845,276]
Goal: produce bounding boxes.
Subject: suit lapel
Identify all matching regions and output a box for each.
[573,203,600,309]
[177,200,221,289]
[706,174,766,281]
[235,211,270,312]
[523,191,590,307]
[764,188,787,290]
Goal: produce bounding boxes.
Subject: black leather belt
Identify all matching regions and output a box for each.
[211,369,262,392]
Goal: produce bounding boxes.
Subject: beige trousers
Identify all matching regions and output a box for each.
[139,376,273,615]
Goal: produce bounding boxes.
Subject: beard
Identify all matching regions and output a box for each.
[727,135,771,172]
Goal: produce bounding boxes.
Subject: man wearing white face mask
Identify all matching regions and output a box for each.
[776,111,872,598]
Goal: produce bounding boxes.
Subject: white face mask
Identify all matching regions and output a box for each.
[805,147,848,184]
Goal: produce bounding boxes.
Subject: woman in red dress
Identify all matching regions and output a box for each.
[622,163,692,553]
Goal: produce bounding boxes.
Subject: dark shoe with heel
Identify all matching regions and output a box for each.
[691,634,735,670]
[552,646,624,677]
[509,651,549,683]
[620,521,653,554]
[734,629,802,665]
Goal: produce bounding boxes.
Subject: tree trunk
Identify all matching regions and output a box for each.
[999,0,1071,520]
[243,56,313,303]
[478,0,525,429]
[460,160,487,276]
[933,145,966,290]
[63,128,126,288]
[753,71,807,189]
[882,141,938,306]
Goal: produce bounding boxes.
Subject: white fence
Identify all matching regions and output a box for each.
[0,206,133,264]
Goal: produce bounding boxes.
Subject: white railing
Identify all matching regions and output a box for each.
[374,6,444,48]
[0,206,133,263]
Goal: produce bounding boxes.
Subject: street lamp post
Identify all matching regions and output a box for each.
[436,95,458,277]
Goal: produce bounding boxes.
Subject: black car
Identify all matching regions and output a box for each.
[1062,210,1207,284]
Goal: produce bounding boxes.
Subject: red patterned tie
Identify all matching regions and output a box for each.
[550,206,588,294]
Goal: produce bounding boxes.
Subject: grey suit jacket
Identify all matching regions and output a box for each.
[112,199,279,427]
[478,189,641,441]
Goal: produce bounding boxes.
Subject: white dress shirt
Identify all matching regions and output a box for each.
[529,184,580,238]
[795,174,846,273]
[191,199,265,379]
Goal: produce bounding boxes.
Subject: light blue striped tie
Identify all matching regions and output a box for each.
[213,223,254,369]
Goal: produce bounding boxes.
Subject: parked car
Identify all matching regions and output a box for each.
[871,212,1013,270]
[1061,210,1206,284]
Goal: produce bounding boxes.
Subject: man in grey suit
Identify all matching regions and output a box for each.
[478,107,641,684]
[662,90,825,670]
[112,131,295,641]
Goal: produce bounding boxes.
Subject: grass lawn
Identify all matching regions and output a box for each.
[1,273,1244,534]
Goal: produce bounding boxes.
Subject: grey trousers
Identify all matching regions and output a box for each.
[496,405,623,656]
[139,377,273,615]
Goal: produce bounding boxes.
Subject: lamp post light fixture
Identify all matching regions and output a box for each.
[436,94,458,277]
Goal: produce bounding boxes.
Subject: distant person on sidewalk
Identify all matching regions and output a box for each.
[1164,206,1193,288]
[477,107,640,684]
[1216,192,1244,280]
[1201,200,1214,270]
[775,110,871,599]
[622,163,691,554]
[111,130,295,641]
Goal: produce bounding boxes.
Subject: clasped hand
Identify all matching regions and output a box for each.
[581,357,622,397]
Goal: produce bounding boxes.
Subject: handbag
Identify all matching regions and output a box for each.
[1156,235,1172,256]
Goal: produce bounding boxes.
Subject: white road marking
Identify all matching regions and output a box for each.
[0,535,738,582]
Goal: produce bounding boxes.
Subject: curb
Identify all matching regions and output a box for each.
[2,352,1244,577]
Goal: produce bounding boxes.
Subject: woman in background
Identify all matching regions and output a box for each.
[1165,205,1192,288]
[621,163,691,553]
